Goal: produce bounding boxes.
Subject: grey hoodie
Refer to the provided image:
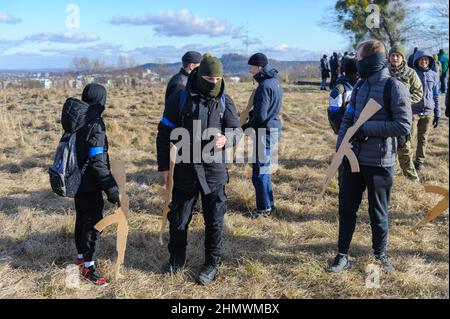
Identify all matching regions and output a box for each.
[413,50,440,118]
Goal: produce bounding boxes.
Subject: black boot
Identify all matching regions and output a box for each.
[162,252,186,276]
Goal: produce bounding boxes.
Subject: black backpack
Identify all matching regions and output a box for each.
[48,100,97,198]
[328,76,396,135]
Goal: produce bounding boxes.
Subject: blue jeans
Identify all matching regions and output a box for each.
[321,78,327,89]
[252,130,280,212]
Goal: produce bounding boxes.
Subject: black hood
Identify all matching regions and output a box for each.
[61,98,90,133]
[61,83,107,133]
[82,83,106,123]
[82,83,107,107]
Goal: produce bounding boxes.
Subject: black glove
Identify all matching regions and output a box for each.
[106,187,121,207]
[350,127,367,144]
[433,117,440,129]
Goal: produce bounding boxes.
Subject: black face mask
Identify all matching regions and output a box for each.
[357,53,387,79]
[196,76,222,98]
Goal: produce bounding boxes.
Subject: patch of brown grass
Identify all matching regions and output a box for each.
[0,84,448,299]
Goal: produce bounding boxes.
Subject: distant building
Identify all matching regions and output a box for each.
[43,79,53,89]
[228,76,241,83]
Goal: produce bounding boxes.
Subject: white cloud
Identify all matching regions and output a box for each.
[262,44,323,61]
[24,32,100,43]
[110,9,243,38]
[39,43,123,56]
[273,43,290,52]
[0,38,22,49]
[0,12,22,24]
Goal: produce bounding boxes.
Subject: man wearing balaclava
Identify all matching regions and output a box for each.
[331,40,412,275]
[61,83,119,286]
[156,54,241,286]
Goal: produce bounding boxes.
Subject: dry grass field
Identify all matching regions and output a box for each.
[0,82,448,299]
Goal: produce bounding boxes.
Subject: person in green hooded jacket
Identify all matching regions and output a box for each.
[388,45,423,181]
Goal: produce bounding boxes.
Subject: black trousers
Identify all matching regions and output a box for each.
[168,184,227,267]
[74,191,104,262]
[338,161,394,256]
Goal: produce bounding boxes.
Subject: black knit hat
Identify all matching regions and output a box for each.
[182,51,202,64]
[248,53,268,67]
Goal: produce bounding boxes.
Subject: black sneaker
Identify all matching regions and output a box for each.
[414,162,424,171]
[81,266,109,287]
[197,264,219,286]
[375,255,395,273]
[245,209,272,219]
[328,254,351,273]
[162,254,186,276]
[162,263,184,276]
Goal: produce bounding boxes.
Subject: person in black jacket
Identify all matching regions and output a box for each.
[320,55,330,91]
[329,52,340,89]
[65,83,119,286]
[157,54,241,286]
[165,51,202,104]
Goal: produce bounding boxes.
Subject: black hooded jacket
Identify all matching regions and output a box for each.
[156,68,241,195]
[165,68,190,104]
[62,84,117,193]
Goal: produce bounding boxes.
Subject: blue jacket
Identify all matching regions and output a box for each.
[413,50,441,118]
[243,65,283,131]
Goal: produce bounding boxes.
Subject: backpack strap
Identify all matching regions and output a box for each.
[349,80,365,117]
[383,77,396,120]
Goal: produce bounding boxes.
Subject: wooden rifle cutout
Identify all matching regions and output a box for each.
[94,160,129,280]
[317,98,382,200]
[240,89,256,126]
[159,143,177,245]
[411,185,449,234]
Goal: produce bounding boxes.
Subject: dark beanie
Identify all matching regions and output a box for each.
[198,53,223,77]
[182,51,202,64]
[248,53,268,67]
[343,58,358,75]
[389,45,406,59]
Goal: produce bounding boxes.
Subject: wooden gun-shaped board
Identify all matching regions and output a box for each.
[411,185,449,234]
[318,98,382,200]
[94,160,129,280]
[159,143,177,245]
[240,89,256,126]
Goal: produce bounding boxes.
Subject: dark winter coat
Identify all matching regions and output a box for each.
[62,85,117,193]
[242,65,283,132]
[157,68,241,195]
